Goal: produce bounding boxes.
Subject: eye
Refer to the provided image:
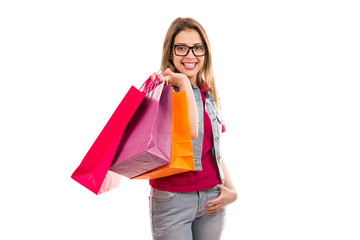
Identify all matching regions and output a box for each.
[176,46,187,51]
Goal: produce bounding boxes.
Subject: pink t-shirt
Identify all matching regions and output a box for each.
[149,89,223,192]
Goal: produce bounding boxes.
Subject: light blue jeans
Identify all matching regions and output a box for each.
[149,185,226,240]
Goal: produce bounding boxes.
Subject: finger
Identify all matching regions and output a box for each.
[204,205,222,215]
[163,68,175,79]
[151,72,157,81]
[207,196,221,206]
[158,72,165,83]
[159,72,171,85]
[205,209,220,215]
[204,204,219,212]
[163,68,171,76]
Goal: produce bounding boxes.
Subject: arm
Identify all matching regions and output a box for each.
[175,79,198,140]
[221,154,237,192]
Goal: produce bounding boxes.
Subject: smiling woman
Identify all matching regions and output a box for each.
[147,17,238,240]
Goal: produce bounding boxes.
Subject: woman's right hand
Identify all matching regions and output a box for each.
[151,68,189,88]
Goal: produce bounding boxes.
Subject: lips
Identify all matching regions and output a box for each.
[182,62,197,70]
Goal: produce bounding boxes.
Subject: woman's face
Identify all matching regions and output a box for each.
[172,29,205,85]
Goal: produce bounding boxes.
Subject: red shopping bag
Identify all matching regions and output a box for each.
[71,77,154,195]
[109,83,173,178]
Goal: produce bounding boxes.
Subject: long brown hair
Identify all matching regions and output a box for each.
[161,17,219,110]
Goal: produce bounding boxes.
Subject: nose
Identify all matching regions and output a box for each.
[186,49,196,58]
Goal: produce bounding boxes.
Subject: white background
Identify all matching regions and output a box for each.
[1,0,359,239]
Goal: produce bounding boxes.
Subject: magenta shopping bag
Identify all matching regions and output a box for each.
[109,82,172,178]
[71,77,155,195]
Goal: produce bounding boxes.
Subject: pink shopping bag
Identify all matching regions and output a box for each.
[109,82,172,178]
[71,77,155,195]
[132,89,194,180]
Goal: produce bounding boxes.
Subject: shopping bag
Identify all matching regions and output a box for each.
[98,171,121,194]
[109,82,173,178]
[71,77,155,195]
[131,90,194,179]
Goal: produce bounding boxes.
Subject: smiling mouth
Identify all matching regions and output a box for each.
[182,62,197,70]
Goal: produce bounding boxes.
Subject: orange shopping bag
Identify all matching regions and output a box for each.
[131,90,194,179]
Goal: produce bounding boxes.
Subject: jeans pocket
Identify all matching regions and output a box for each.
[150,188,178,203]
[216,184,223,194]
[205,185,221,204]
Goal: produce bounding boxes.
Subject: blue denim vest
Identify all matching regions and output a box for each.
[174,85,225,184]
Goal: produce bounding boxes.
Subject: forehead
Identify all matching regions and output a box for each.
[174,29,203,45]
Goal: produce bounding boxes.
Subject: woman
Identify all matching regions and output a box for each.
[149,17,237,240]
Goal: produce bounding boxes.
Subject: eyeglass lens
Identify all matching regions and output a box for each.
[174,45,206,56]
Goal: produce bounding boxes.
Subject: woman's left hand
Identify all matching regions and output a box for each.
[204,185,237,215]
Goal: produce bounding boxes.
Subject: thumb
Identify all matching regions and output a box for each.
[151,72,157,81]
[163,68,173,77]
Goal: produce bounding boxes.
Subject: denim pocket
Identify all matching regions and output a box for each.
[216,184,221,193]
[205,185,222,204]
[150,188,177,203]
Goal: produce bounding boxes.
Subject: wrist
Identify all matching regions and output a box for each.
[177,76,190,89]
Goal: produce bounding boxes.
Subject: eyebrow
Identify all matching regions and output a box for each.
[174,42,204,45]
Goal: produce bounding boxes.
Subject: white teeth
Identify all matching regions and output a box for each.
[183,63,196,67]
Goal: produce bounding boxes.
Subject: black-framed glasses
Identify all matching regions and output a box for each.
[173,45,207,56]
